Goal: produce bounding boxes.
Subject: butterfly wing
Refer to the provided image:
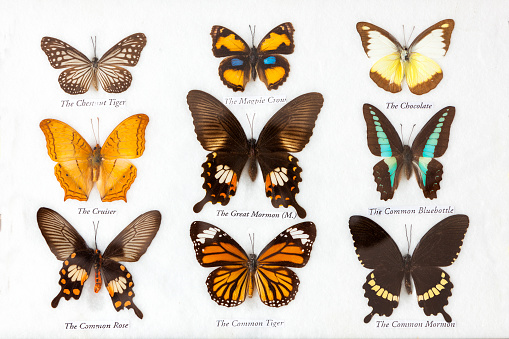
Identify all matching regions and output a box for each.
[255,222,315,307]
[97,33,147,93]
[349,216,405,323]
[98,114,149,202]
[41,37,95,94]
[187,90,250,212]
[363,104,405,200]
[406,19,455,94]
[211,26,251,92]
[36,208,94,307]
[356,22,405,93]
[40,119,95,201]
[190,221,250,307]
[256,22,295,90]
[256,93,323,218]
[410,106,455,199]
[410,215,469,322]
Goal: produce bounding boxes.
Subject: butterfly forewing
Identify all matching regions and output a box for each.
[101,114,149,159]
[103,211,161,262]
[411,107,455,159]
[409,19,455,58]
[362,104,404,157]
[257,93,323,153]
[99,33,147,66]
[37,207,89,260]
[41,37,92,68]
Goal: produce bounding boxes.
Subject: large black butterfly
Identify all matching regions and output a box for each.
[349,215,468,323]
[211,22,294,92]
[190,221,316,307]
[187,90,324,218]
[37,208,161,319]
[363,104,455,200]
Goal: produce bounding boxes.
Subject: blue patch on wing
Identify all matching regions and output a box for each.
[263,56,276,65]
[231,58,244,66]
[371,111,392,157]
[422,119,446,157]
[384,157,398,187]
[418,157,432,186]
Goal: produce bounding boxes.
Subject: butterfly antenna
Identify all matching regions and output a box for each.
[408,124,416,145]
[405,224,413,254]
[91,36,97,58]
[249,233,255,254]
[246,113,256,139]
[90,118,100,145]
[249,25,256,47]
[93,221,99,250]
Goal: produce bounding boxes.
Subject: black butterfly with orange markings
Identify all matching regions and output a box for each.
[41,33,146,94]
[349,215,468,323]
[187,90,323,218]
[211,22,294,92]
[37,208,161,319]
[190,221,316,307]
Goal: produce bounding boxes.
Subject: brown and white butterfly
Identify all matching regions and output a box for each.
[41,33,147,94]
[356,20,454,95]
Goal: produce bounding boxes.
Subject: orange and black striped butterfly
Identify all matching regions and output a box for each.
[188,90,323,218]
[41,33,146,94]
[349,215,468,323]
[211,22,294,92]
[37,208,161,319]
[190,221,316,307]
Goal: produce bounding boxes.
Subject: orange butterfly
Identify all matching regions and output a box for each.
[40,114,149,202]
[190,221,316,307]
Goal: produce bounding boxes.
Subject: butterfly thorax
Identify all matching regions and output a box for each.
[248,138,258,181]
[90,57,99,90]
[400,47,411,62]
[93,249,103,293]
[91,145,103,182]
[247,253,258,298]
[403,253,413,295]
[402,145,413,180]
[250,46,258,80]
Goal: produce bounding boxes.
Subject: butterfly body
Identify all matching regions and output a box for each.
[357,19,454,94]
[191,221,316,307]
[363,104,455,200]
[188,90,323,218]
[38,208,161,319]
[211,23,294,91]
[40,114,149,202]
[41,33,146,94]
[349,215,468,323]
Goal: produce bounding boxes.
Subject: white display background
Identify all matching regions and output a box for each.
[0,0,508,337]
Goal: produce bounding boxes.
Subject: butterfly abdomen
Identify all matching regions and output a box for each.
[402,145,413,180]
[403,254,413,295]
[248,138,258,181]
[250,48,258,80]
[94,250,103,293]
[248,254,257,298]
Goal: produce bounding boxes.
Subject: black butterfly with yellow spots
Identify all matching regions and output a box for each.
[349,215,468,323]
[187,90,323,218]
[37,208,161,319]
[211,22,294,92]
[190,221,316,307]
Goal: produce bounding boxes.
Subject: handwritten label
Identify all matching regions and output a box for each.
[216,319,285,328]
[216,209,296,219]
[223,95,287,106]
[375,320,456,328]
[60,98,126,108]
[385,101,433,110]
[78,207,117,215]
[368,206,454,216]
[64,321,129,330]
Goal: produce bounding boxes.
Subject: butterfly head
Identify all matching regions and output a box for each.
[90,36,99,65]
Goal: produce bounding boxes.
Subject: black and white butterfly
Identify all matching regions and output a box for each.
[187,90,323,218]
[349,215,468,323]
[37,208,161,319]
[363,104,455,200]
[41,33,146,94]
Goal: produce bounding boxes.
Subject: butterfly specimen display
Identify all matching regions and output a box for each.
[41,33,147,94]
[187,90,323,218]
[37,208,161,319]
[40,114,149,202]
[356,19,454,95]
[363,104,455,200]
[349,215,469,323]
[211,22,294,92]
[190,221,316,307]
